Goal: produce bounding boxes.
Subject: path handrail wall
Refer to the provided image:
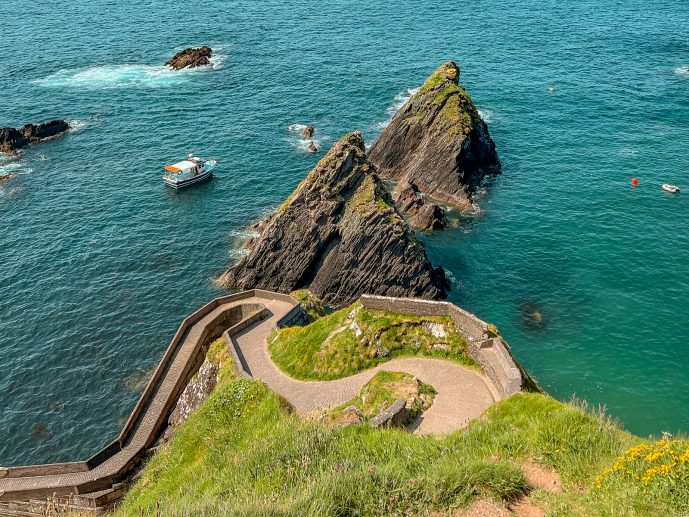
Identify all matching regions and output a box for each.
[1,290,261,479]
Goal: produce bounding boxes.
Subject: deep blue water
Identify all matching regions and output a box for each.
[1,0,688,466]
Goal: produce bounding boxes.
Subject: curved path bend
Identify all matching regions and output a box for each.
[231,307,500,435]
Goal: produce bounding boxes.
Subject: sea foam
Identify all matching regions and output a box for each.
[34,49,227,90]
[373,87,420,131]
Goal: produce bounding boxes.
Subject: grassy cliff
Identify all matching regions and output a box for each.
[117,325,689,516]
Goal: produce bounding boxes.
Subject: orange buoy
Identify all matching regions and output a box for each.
[631,178,639,186]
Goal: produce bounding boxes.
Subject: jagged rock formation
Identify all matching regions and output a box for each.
[221,131,448,305]
[301,125,315,138]
[368,61,500,211]
[165,46,212,69]
[393,181,446,231]
[0,120,69,155]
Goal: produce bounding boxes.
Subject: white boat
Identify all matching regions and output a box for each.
[662,184,680,193]
[163,154,216,189]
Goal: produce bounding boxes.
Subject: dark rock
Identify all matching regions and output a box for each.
[306,140,319,153]
[412,203,446,231]
[370,398,410,428]
[0,173,16,186]
[368,61,500,211]
[392,180,446,231]
[393,180,424,214]
[0,120,69,155]
[301,125,315,138]
[165,46,212,70]
[221,131,449,306]
[21,120,69,142]
[519,300,547,330]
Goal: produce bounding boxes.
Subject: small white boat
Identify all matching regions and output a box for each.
[662,184,680,193]
[163,154,216,189]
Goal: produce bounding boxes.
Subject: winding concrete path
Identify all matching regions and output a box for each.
[232,306,500,435]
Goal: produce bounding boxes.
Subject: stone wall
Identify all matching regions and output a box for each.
[359,295,522,398]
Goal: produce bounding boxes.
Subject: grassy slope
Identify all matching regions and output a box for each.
[117,362,689,516]
[269,302,477,381]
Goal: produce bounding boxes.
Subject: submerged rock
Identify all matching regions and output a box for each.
[165,46,212,70]
[368,61,500,212]
[221,131,449,305]
[0,120,69,155]
[519,300,548,330]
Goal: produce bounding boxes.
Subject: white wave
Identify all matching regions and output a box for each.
[34,64,188,90]
[228,247,250,260]
[387,87,419,115]
[287,123,328,153]
[229,229,260,240]
[68,119,88,133]
[478,108,493,123]
[208,48,226,70]
[674,66,689,76]
[373,87,420,132]
[288,123,308,134]
[445,270,461,289]
[32,50,227,90]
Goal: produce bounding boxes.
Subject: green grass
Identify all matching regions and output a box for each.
[268,302,478,381]
[327,371,436,423]
[117,359,689,517]
[290,289,326,322]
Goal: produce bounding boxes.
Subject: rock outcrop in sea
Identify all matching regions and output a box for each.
[393,180,446,231]
[221,131,449,305]
[0,120,69,155]
[165,46,212,69]
[368,61,500,212]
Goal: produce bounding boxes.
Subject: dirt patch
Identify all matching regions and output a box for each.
[455,499,511,516]
[522,459,562,492]
[510,498,545,517]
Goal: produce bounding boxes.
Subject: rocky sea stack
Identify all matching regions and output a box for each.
[0,120,69,155]
[165,46,212,70]
[221,131,448,305]
[368,61,500,211]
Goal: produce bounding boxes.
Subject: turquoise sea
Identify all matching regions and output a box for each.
[1,1,688,466]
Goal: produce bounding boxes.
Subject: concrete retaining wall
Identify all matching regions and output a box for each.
[359,295,522,398]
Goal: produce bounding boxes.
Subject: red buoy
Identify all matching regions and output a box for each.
[631,178,639,186]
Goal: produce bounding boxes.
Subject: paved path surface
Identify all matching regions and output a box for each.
[232,310,500,435]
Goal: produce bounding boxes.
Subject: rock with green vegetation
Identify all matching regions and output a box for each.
[221,131,448,305]
[291,289,326,322]
[327,371,435,426]
[368,61,500,211]
[269,302,476,380]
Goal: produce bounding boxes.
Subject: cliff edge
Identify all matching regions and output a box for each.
[220,131,448,305]
[368,61,500,211]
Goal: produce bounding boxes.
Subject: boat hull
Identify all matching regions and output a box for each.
[163,169,213,189]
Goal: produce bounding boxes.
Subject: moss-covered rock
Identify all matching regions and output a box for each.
[221,132,448,305]
[368,61,500,211]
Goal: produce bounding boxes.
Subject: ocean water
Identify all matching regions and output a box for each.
[1,0,688,466]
